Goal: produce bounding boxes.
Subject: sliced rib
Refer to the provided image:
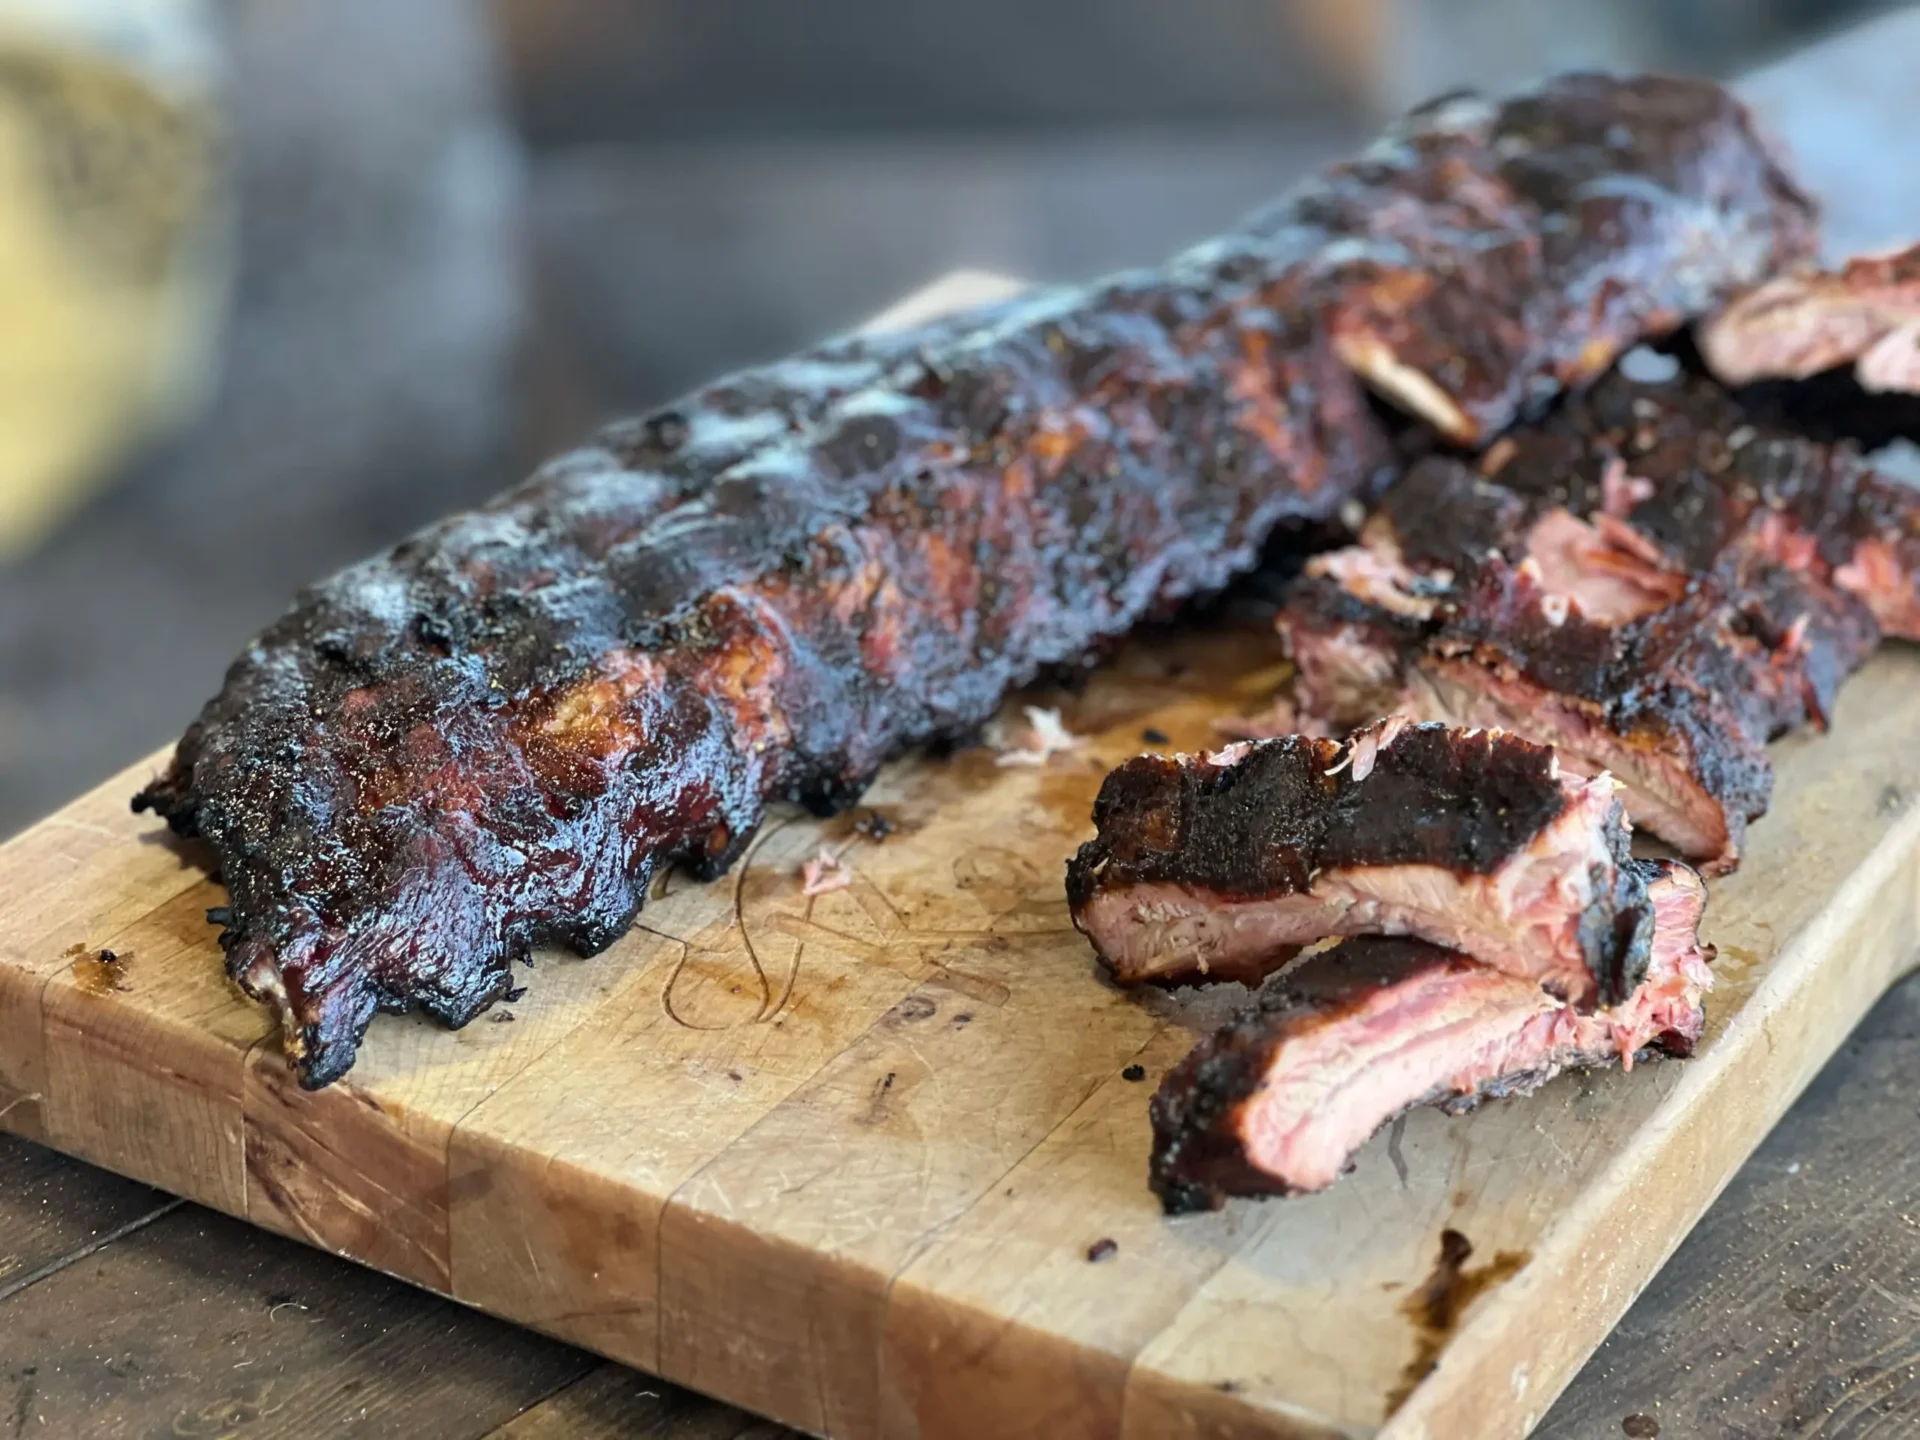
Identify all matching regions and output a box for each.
[1275,370,1891,872]
[1700,242,1920,392]
[1068,720,1657,1008]
[1148,861,1710,1211]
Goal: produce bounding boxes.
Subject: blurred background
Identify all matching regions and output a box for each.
[0,0,1898,836]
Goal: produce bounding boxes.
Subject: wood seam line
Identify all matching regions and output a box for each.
[434,942,687,1310]
[859,1070,1119,1412]
[864,1020,1207,1425]
[1909,819,1920,986]
[240,931,626,1284]
[21,966,59,1135]
[0,1197,184,1306]
[648,917,933,1382]
[236,1031,274,1226]
[466,1358,608,1439]
[1101,1047,1328,1440]
[0,1094,40,1129]
[1393,794,1920,1435]
[635,913,1254,1405]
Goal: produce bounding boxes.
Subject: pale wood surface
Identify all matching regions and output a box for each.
[10,14,1920,1435]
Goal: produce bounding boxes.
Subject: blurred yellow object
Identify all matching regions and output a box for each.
[0,0,227,560]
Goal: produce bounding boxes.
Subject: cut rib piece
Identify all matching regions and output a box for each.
[1700,242,1920,392]
[1286,544,1856,873]
[1486,368,1920,643]
[1275,369,1892,871]
[1067,720,1657,1008]
[1280,561,1784,873]
[1148,860,1711,1212]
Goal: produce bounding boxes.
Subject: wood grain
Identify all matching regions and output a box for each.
[879,1024,1277,1440]
[0,1131,173,1300]
[478,1362,790,1440]
[41,881,271,1213]
[243,887,640,1292]
[0,755,207,1142]
[9,623,1920,1438]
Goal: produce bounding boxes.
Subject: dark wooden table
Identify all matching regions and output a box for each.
[8,9,1920,1438]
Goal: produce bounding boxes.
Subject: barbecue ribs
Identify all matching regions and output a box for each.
[1274,368,1903,870]
[1067,719,1662,1008]
[1148,859,1710,1211]
[136,75,1808,1086]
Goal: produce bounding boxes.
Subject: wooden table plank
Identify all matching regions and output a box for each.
[0,1133,174,1301]
[1540,970,1920,1439]
[477,1363,789,1439]
[0,1197,596,1438]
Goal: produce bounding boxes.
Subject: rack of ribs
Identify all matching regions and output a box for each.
[135,74,1807,1087]
[1273,367,1910,871]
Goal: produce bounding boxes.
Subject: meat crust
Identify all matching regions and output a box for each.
[136,75,1810,1087]
[1286,75,1814,441]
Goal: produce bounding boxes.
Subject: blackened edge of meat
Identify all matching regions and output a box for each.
[1068,721,1656,1004]
[1150,1032,1674,1216]
[1144,941,1491,1214]
[1067,723,1571,905]
[1148,899,1706,1214]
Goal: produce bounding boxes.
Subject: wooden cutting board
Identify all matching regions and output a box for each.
[5,602,1920,1440]
[8,25,1920,1432]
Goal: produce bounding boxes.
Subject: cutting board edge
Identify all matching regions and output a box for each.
[1374,793,1920,1439]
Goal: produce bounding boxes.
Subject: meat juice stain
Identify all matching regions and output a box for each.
[1035,761,1106,827]
[1385,1228,1529,1416]
[70,948,131,996]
